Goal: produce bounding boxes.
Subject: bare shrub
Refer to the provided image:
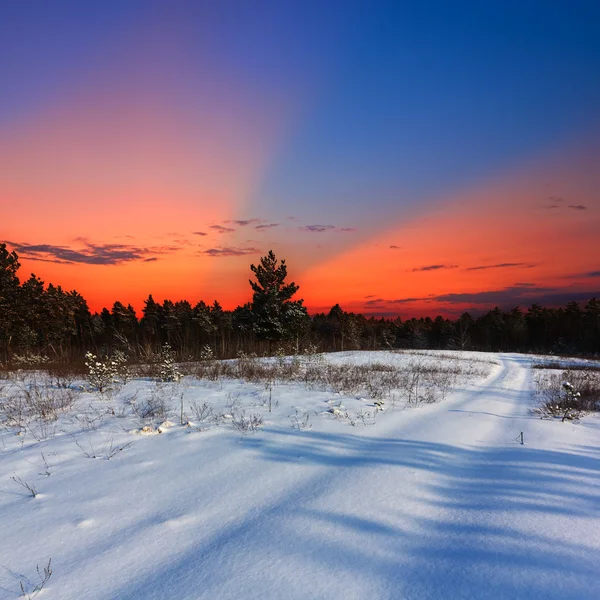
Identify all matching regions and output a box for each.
[225,393,242,414]
[535,368,600,419]
[289,408,311,430]
[1,375,77,438]
[19,558,52,600]
[231,411,263,434]
[47,367,77,390]
[132,384,172,423]
[73,405,113,432]
[187,401,215,431]
[22,381,77,421]
[11,474,37,498]
[74,436,133,459]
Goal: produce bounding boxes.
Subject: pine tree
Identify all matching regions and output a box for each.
[141,294,162,346]
[0,244,21,361]
[249,250,308,346]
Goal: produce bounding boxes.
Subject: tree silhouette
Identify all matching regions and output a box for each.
[249,250,308,345]
[0,243,21,360]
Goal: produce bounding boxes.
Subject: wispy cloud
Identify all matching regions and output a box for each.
[300,224,335,233]
[543,196,563,209]
[434,287,599,306]
[466,262,534,271]
[365,297,426,306]
[5,240,176,265]
[363,285,599,310]
[209,225,236,234]
[299,224,356,233]
[201,246,259,257]
[255,223,279,231]
[563,270,600,279]
[412,264,458,272]
[432,285,558,305]
[389,245,402,249]
[568,204,587,210]
[226,219,261,226]
[192,231,207,236]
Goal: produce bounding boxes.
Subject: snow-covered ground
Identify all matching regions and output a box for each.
[1,351,599,599]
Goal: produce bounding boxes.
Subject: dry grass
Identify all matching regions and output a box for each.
[184,352,484,408]
[0,351,491,445]
[532,362,600,372]
[0,372,78,438]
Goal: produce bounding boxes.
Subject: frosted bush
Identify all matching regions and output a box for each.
[199,345,214,361]
[84,352,118,393]
[111,349,131,383]
[159,343,182,382]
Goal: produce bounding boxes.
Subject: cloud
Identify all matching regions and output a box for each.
[564,270,600,279]
[192,231,207,236]
[202,246,259,257]
[364,298,385,305]
[429,285,600,307]
[364,294,376,299]
[299,224,356,233]
[391,297,426,303]
[226,219,261,226]
[365,297,426,306]
[255,223,279,230]
[4,240,174,265]
[466,262,534,271]
[363,285,599,310]
[412,264,458,272]
[209,225,236,233]
[543,196,564,209]
[301,224,335,233]
[568,204,587,210]
[389,245,402,249]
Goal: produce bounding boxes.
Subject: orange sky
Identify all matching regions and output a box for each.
[3,135,599,317]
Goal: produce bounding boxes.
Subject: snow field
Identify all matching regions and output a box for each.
[1,351,599,599]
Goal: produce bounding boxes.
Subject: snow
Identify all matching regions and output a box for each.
[1,351,600,599]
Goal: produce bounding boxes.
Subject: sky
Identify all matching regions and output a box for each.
[1,0,599,317]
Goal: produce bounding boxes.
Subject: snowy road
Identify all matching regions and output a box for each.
[115,355,600,600]
[2,354,600,600]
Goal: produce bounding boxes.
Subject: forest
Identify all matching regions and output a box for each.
[1,243,599,364]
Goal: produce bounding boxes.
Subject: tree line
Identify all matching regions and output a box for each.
[1,243,598,364]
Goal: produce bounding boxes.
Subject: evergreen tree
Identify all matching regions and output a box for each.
[0,243,21,360]
[141,294,162,346]
[249,250,308,345]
